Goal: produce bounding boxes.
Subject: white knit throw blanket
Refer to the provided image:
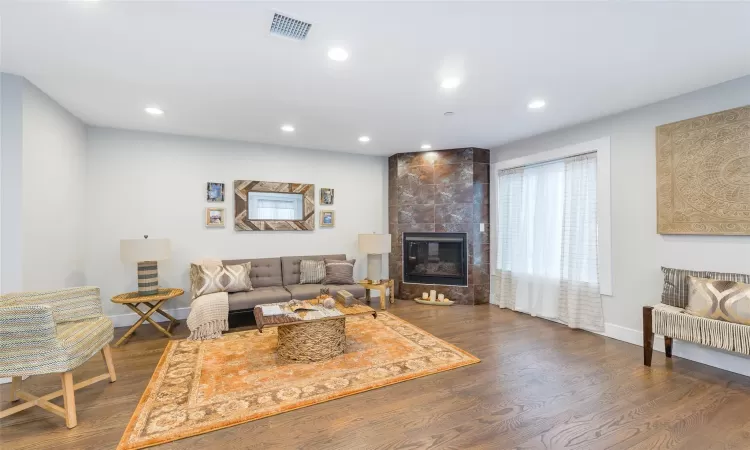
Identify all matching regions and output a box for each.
[187,292,229,340]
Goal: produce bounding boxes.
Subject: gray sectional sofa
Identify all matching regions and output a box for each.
[221,254,365,313]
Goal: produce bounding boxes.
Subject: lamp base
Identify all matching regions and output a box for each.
[367,254,383,284]
[137,261,159,295]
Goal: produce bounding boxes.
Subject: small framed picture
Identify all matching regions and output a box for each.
[320,210,335,228]
[320,188,334,205]
[207,182,225,202]
[205,207,225,227]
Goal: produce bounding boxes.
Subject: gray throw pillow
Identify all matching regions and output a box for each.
[323,259,356,285]
[299,260,326,284]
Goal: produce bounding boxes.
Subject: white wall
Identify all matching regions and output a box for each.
[85,128,388,320]
[0,75,87,294]
[0,74,25,294]
[491,75,750,376]
[20,79,88,290]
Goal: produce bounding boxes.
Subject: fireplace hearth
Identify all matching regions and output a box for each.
[403,232,468,286]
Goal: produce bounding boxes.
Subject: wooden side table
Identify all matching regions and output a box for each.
[111,288,184,347]
[358,280,395,310]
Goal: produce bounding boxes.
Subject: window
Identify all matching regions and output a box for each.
[491,137,611,332]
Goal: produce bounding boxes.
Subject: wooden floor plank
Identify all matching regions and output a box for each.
[2,300,750,450]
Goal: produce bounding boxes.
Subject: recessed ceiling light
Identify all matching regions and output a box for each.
[528,99,546,110]
[421,144,432,150]
[358,136,370,143]
[440,77,461,89]
[144,106,164,116]
[281,124,295,132]
[328,47,349,61]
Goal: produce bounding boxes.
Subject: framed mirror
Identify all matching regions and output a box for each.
[234,181,314,231]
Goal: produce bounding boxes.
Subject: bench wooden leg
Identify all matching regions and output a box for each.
[643,306,654,366]
[665,336,673,358]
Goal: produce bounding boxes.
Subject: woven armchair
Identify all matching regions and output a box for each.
[0,286,116,428]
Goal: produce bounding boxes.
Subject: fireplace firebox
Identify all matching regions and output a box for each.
[403,232,468,286]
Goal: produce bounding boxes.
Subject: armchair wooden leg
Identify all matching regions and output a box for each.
[60,372,77,428]
[665,336,673,358]
[10,377,21,402]
[101,344,117,382]
[643,306,654,367]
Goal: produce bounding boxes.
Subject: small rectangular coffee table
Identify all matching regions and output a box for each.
[253,299,377,362]
[253,298,376,332]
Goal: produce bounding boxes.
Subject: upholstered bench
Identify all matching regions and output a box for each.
[643,267,750,366]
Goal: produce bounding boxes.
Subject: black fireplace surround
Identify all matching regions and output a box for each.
[403,232,468,286]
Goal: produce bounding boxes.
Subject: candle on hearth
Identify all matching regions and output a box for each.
[430,290,436,302]
[438,293,445,301]
[422,292,429,299]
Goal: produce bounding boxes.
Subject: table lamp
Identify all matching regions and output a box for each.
[120,236,171,296]
[358,233,392,284]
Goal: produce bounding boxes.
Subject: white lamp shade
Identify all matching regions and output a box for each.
[359,233,392,254]
[120,238,171,262]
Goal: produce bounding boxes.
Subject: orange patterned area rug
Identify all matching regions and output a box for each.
[117,312,479,450]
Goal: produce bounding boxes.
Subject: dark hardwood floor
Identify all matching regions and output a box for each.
[3,300,750,450]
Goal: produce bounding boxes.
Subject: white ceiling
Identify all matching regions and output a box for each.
[2,2,750,156]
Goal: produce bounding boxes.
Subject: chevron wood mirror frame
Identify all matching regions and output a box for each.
[234,180,315,231]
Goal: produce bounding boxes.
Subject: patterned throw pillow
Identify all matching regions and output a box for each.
[323,259,356,285]
[190,262,253,299]
[299,260,326,284]
[661,267,750,308]
[661,267,710,308]
[686,276,750,325]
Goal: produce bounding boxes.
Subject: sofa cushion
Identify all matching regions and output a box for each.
[227,286,291,311]
[286,283,365,300]
[224,257,282,288]
[281,254,346,286]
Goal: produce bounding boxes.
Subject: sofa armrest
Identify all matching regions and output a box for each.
[0,286,103,323]
[0,304,58,346]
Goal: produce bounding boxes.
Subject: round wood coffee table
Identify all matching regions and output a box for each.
[111,288,183,346]
[277,318,346,362]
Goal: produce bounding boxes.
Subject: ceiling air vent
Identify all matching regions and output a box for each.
[269,13,312,40]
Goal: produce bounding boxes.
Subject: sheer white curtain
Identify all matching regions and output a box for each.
[493,153,604,332]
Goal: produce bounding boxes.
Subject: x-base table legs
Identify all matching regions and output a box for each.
[114,300,179,347]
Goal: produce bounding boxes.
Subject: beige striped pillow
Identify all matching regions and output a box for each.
[323,259,356,285]
[299,260,326,284]
[190,262,253,299]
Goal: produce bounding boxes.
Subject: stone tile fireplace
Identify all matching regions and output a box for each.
[388,147,490,305]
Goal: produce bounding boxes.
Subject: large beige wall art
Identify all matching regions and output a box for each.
[657,105,750,235]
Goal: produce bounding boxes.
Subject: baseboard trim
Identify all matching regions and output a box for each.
[604,322,750,377]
